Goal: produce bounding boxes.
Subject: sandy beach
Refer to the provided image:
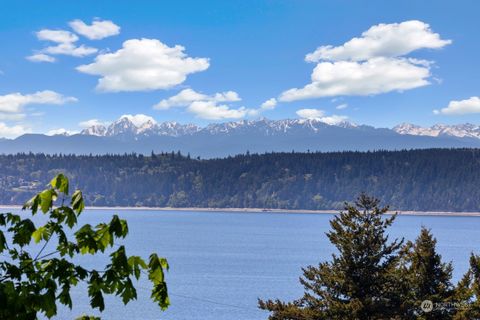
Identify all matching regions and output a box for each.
[1,205,480,217]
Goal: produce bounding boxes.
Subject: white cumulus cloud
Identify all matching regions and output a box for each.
[281,20,450,102]
[29,27,97,61]
[77,38,210,92]
[0,91,75,138]
[36,29,78,43]
[336,103,348,110]
[280,57,430,101]
[43,43,97,57]
[154,88,240,110]
[296,108,348,125]
[296,108,325,119]
[0,122,30,138]
[434,97,480,115]
[69,18,120,40]
[187,101,252,120]
[78,119,107,128]
[154,89,273,120]
[260,98,277,110]
[26,53,56,63]
[120,114,157,127]
[0,90,77,114]
[46,128,77,136]
[305,20,451,62]
[316,115,349,125]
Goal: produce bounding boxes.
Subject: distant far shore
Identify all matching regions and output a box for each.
[1,205,480,217]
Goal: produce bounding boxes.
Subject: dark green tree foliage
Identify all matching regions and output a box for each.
[0,149,480,211]
[259,195,480,319]
[1,149,480,211]
[0,174,169,319]
[400,228,454,319]
[259,195,405,319]
[453,254,480,319]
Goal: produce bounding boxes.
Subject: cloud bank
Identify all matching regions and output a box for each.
[155,89,276,120]
[0,90,77,114]
[305,20,451,62]
[77,39,210,92]
[434,97,480,115]
[69,19,120,40]
[0,122,30,138]
[280,20,451,102]
[296,108,348,125]
[28,18,120,62]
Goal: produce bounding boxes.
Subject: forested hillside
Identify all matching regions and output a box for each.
[0,149,479,211]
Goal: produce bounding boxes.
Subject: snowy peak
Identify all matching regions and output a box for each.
[81,118,480,141]
[203,118,358,135]
[137,120,157,132]
[393,123,480,139]
[80,117,360,138]
[432,123,480,138]
[106,117,138,137]
[81,117,201,138]
[80,125,107,136]
[155,121,201,136]
[393,123,432,136]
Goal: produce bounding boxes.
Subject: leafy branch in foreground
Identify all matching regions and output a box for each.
[0,174,169,319]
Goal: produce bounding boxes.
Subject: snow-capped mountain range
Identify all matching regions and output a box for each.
[79,116,359,138]
[85,117,202,138]
[2,116,480,158]
[79,116,480,140]
[393,123,480,139]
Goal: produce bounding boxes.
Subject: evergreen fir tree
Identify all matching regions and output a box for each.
[259,194,404,319]
[400,227,454,319]
[453,254,480,319]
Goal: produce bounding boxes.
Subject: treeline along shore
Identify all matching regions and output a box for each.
[1,148,479,211]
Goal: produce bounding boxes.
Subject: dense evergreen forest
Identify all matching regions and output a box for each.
[0,149,479,211]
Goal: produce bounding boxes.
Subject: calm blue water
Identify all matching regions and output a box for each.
[14,209,480,319]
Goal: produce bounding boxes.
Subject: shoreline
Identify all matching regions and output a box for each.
[1,205,480,217]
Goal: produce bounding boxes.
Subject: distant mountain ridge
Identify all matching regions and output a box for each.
[80,116,480,140]
[393,123,480,139]
[1,117,480,158]
[79,116,358,138]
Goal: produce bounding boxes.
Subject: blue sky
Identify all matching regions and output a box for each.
[0,0,479,137]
